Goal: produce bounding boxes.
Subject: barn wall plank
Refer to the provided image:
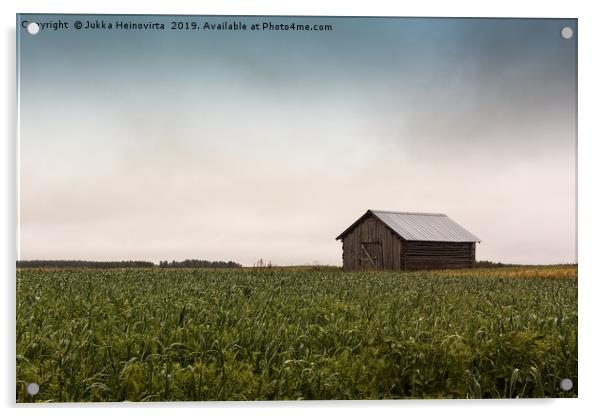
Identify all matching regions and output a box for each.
[341,213,403,271]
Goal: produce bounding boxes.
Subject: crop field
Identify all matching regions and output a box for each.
[16,266,577,402]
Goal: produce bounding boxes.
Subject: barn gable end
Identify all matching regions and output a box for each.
[336,210,480,271]
[341,215,403,271]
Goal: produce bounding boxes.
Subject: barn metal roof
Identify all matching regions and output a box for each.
[336,210,481,243]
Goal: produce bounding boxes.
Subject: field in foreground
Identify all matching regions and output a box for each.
[16,266,577,401]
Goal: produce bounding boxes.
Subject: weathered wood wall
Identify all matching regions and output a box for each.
[342,216,402,271]
[403,241,475,270]
[341,215,476,271]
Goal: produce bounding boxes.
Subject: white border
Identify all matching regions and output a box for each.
[3,1,601,415]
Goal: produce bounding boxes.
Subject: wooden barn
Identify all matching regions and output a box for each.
[336,210,480,271]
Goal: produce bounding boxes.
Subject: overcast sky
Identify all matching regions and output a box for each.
[18,15,577,265]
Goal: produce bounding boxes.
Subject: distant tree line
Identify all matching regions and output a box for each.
[158,259,242,269]
[17,259,242,269]
[474,261,522,268]
[16,260,155,268]
[475,260,577,268]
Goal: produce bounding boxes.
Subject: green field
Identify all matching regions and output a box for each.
[16,266,577,401]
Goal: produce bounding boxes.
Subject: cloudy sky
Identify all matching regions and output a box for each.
[18,15,577,265]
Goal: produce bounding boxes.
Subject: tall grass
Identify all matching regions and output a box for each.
[16,267,577,401]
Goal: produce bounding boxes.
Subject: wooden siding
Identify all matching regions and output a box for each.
[404,241,475,270]
[340,214,476,271]
[342,216,402,271]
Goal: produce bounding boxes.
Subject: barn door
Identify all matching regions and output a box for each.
[360,242,383,270]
